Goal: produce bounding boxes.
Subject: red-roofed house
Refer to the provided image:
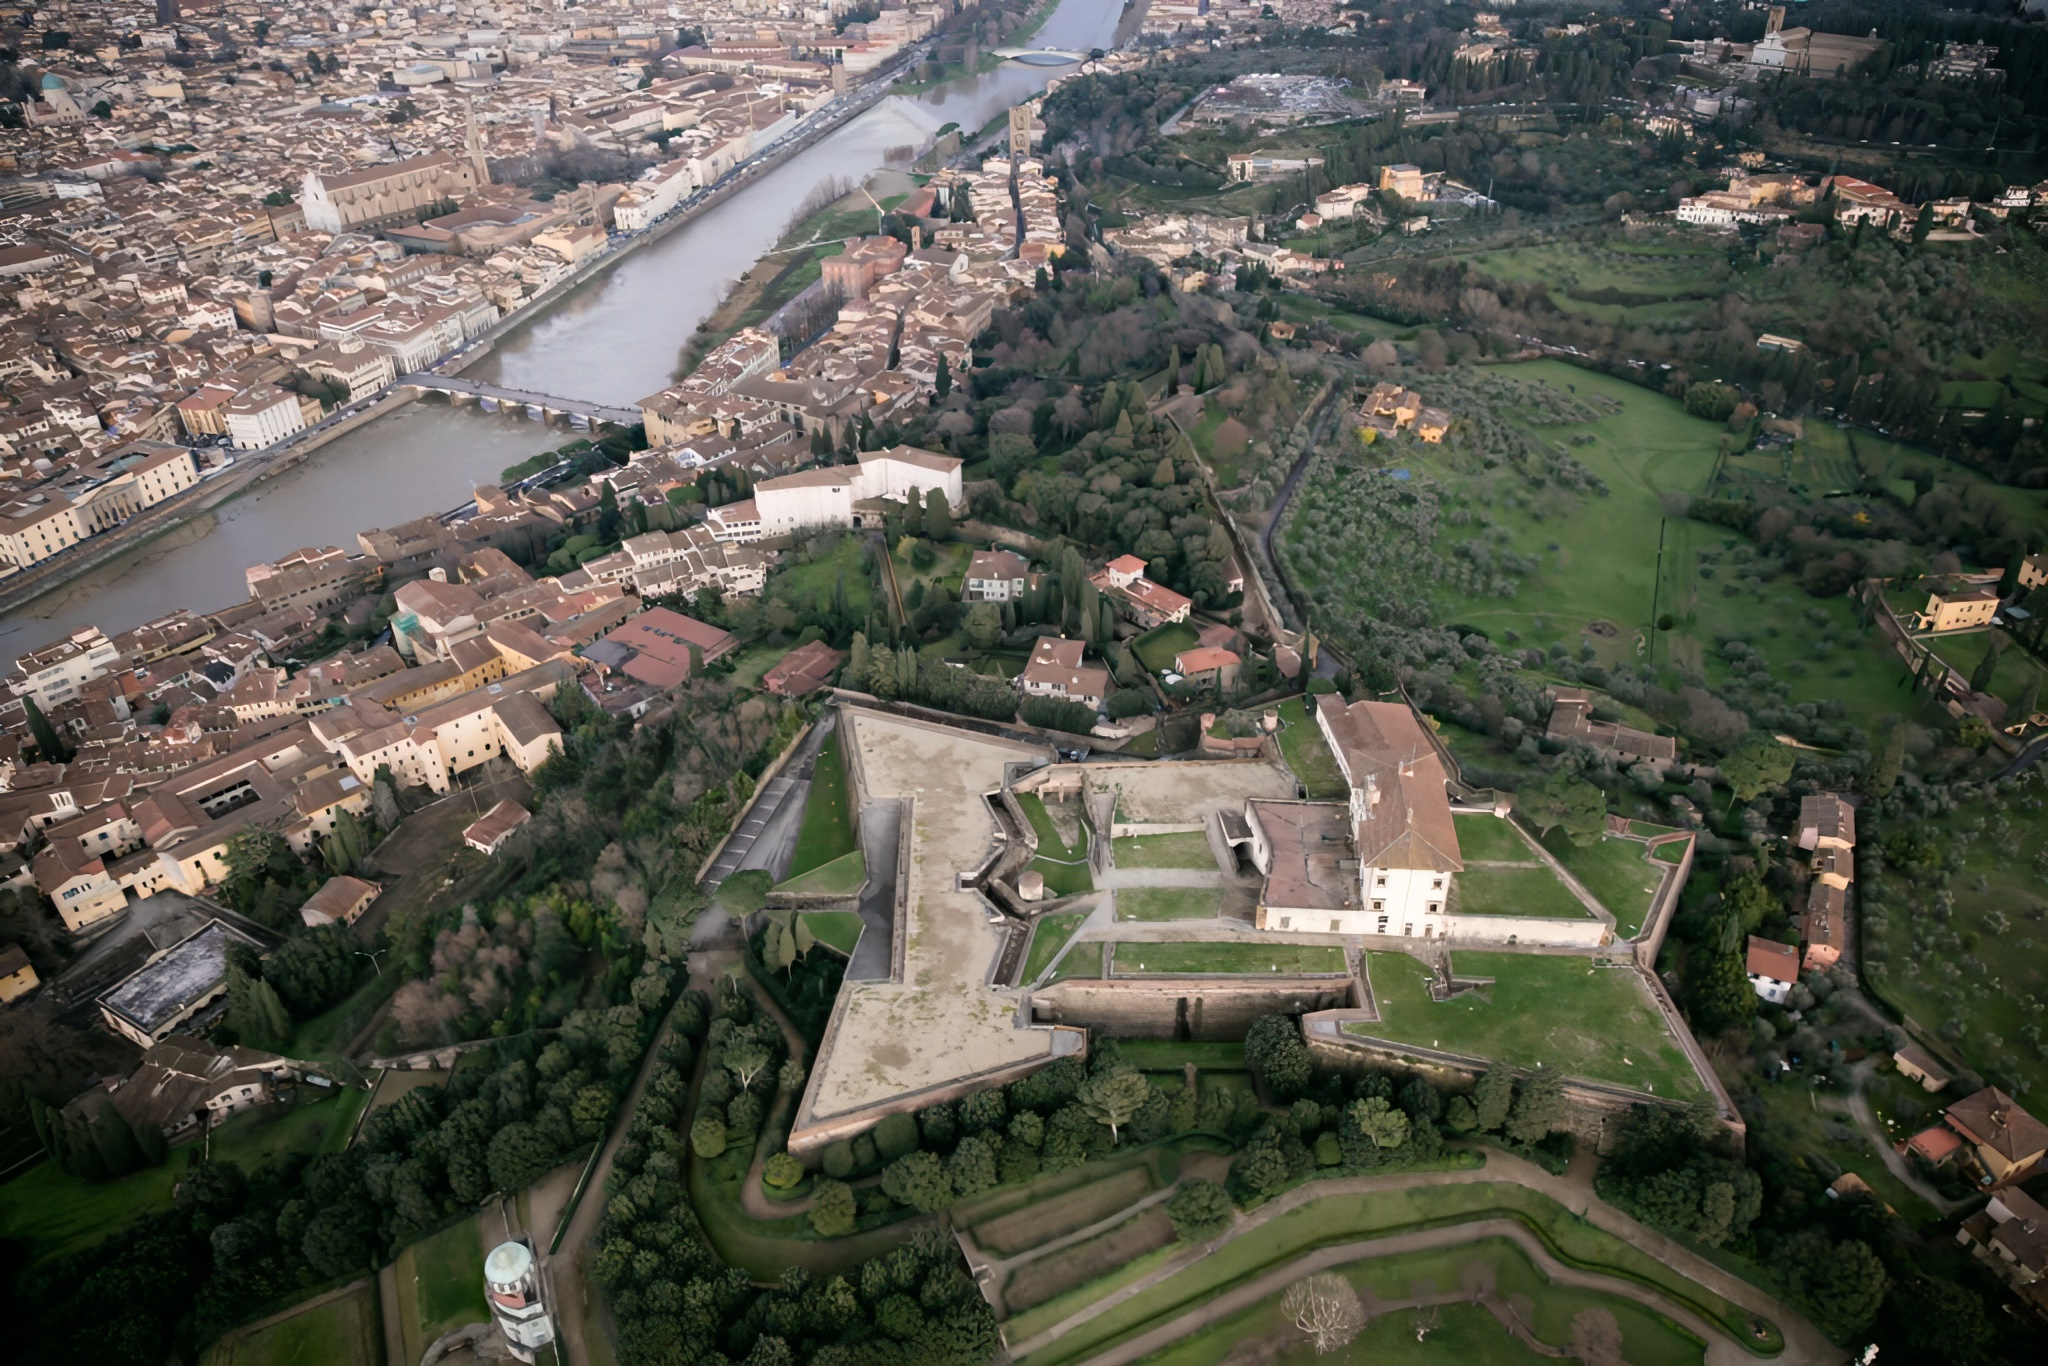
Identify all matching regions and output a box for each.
[1174,646,1242,690]
[1017,637,1110,711]
[1091,556,1191,628]
[586,608,737,689]
[762,640,847,697]
[1906,1124,1965,1166]
[1745,936,1799,1004]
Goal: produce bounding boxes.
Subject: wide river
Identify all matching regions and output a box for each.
[0,0,1123,663]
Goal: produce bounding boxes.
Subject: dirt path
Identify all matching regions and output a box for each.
[1064,1216,1780,1366]
[732,960,820,1220]
[1835,1059,1967,1214]
[547,994,684,1366]
[1004,1148,1841,1366]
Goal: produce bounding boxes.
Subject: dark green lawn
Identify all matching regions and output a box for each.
[1115,942,1347,975]
[1112,832,1216,870]
[801,910,864,957]
[1115,887,1222,921]
[1450,865,1593,919]
[1354,951,1702,1099]
[788,727,858,878]
[1018,792,1094,895]
[1274,696,1347,799]
[409,1218,487,1339]
[1023,913,1087,982]
[1049,939,1105,982]
[1537,831,1664,939]
[1132,622,1200,673]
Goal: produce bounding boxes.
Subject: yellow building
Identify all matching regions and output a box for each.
[0,943,38,1004]
[1919,586,1999,632]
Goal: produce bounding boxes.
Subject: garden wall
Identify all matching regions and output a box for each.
[1300,1014,1744,1146]
[1028,976,1359,1039]
[1430,914,1609,948]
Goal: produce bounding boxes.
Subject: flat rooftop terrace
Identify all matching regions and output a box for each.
[791,709,1079,1151]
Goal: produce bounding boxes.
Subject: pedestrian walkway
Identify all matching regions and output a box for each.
[1004,1148,1840,1366]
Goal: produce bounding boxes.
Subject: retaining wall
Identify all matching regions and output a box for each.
[1029,976,1359,1040]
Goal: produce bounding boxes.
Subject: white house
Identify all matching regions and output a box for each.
[1248,696,1463,938]
[1747,936,1800,1004]
[751,446,963,537]
[223,385,307,450]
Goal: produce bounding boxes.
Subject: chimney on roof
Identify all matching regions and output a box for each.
[1365,774,1379,807]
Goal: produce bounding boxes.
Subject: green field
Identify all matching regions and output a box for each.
[800,909,864,957]
[408,1218,487,1341]
[1927,627,2045,709]
[1050,939,1105,982]
[209,1089,368,1170]
[788,726,857,877]
[0,1154,187,1264]
[1115,942,1348,975]
[1115,887,1223,921]
[1011,1178,1771,1366]
[1112,832,1217,870]
[1537,832,1664,939]
[1118,1040,1248,1072]
[0,1088,366,1266]
[1450,864,1594,919]
[1353,952,1703,1100]
[1023,912,1087,982]
[764,533,875,626]
[1451,812,1542,862]
[1018,791,1095,896]
[1862,796,2048,1107]
[1132,622,1201,673]
[778,849,867,895]
[205,1285,380,1366]
[1139,1238,1707,1366]
[1275,696,1348,799]
[1283,361,1725,678]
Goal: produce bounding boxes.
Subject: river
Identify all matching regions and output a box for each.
[0,0,1122,664]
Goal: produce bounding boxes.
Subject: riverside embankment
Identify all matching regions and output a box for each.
[0,0,1123,663]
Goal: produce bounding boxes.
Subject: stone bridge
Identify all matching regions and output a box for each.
[398,373,641,428]
[992,46,1091,63]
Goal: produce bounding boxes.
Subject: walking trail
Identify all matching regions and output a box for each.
[1007,1148,1844,1366]
[547,992,686,1366]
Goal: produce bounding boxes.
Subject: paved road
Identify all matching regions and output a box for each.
[701,714,835,888]
[1006,1148,1842,1366]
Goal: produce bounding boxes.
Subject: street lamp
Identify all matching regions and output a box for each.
[357,947,387,977]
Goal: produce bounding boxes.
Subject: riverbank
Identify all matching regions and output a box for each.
[0,58,928,625]
[0,388,420,618]
[0,0,1129,662]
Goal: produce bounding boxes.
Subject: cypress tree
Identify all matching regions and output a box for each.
[89,1101,144,1177]
[1861,723,1904,798]
[23,697,68,763]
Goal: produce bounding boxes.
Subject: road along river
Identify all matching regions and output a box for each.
[0,0,1123,664]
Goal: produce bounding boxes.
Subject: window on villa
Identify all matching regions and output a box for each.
[1376,916,1389,933]
[1371,899,1384,911]
[1329,919,1341,932]
[1431,877,1443,890]
[1375,874,1387,887]
[1427,903,1439,914]
[1278,916,1291,929]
